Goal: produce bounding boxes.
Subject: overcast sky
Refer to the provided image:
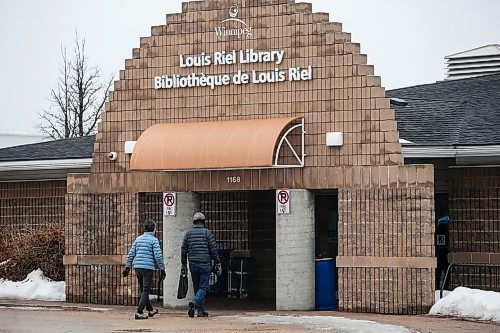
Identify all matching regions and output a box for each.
[1,0,499,135]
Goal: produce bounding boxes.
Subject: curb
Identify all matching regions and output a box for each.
[0,302,112,312]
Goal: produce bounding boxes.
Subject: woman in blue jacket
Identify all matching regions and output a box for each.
[123,219,166,320]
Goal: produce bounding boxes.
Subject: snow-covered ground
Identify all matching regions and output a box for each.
[220,315,410,332]
[435,289,451,302]
[0,268,65,301]
[1,267,500,327]
[430,286,500,323]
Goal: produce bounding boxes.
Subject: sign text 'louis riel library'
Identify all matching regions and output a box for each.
[22,0,445,314]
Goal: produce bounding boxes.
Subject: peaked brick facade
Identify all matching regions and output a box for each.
[64,0,435,313]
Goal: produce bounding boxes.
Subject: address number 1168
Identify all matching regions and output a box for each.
[227,176,241,183]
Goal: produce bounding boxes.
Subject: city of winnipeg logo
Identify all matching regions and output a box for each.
[215,4,253,39]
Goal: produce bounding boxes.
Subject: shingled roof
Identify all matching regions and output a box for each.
[0,135,95,162]
[387,73,500,146]
[2,74,499,163]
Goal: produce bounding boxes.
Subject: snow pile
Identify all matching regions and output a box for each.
[434,290,451,302]
[221,315,410,332]
[430,287,500,323]
[0,269,65,301]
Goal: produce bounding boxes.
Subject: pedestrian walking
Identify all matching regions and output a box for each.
[181,212,221,318]
[123,219,166,320]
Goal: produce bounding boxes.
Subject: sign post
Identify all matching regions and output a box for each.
[276,189,290,214]
[163,192,176,216]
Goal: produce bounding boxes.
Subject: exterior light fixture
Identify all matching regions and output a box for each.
[326,132,343,146]
[124,141,137,154]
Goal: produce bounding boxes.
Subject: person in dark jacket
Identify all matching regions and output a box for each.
[181,212,221,318]
[123,219,166,320]
[435,215,450,289]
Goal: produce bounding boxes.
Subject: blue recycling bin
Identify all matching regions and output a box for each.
[315,258,336,310]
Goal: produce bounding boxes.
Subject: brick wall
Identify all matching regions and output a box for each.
[449,167,500,189]
[338,267,433,314]
[65,193,140,305]
[85,0,404,193]
[0,180,66,230]
[448,167,500,292]
[337,182,435,314]
[449,167,500,256]
[405,158,455,194]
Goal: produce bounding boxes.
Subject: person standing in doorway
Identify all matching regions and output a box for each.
[181,212,221,318]
[435,215,450,289]
[123,219,166,320]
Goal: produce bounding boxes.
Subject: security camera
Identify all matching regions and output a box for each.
[108,152,118,161]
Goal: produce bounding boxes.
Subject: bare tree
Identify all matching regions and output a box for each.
[39,32,112,139]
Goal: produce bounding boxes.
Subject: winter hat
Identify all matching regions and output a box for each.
[193,212,206,224]
[143,219,156,232]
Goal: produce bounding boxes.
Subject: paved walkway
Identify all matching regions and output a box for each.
[0,299,498,333]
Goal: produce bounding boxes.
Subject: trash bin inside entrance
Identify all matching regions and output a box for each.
[228,250,253,298]
[315,258,336,310]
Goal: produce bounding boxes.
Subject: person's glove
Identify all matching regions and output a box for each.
[215,263,222,276]
[160,269,166,280]
[181,264,187,275]
[122,267,130,277]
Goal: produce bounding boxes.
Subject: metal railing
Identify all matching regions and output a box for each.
[440,263,500,299]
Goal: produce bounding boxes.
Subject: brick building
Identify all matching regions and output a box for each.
[0,136,94,233]
[389,73,500,293]
[1,0,439,314]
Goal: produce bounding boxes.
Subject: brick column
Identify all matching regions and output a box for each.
[337,187,435,314]
[163,192,200,308]
[276,189,315,310]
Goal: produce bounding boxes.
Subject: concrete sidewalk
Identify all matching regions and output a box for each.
[0,299,499,333]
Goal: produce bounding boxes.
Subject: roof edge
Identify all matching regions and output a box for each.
[403,145,500,158]
[0,158,92,172]
[445,44,500,59]
[387,72,500,94]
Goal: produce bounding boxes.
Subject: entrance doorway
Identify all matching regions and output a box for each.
[139,191,276,309]
[435,193,449,289]
[201,190,276,309]
[314,192,338,259]
[314,191,339,308]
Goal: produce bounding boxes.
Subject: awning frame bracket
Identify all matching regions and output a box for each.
[274,118,305,168]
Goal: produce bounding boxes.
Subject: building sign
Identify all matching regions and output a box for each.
[276,189,290,214]
[153,5,313,91]
[163,192,176,216]
[154,49,312,90]
[215,4,253,39]
[153,4,312,90]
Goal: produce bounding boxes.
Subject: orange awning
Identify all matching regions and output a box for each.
[130,117,300,170]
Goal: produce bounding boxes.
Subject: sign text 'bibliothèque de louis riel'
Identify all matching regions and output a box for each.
[154,49,313,90]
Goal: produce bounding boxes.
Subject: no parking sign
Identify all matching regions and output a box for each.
[276,189,290,214]
[163,192,176,216]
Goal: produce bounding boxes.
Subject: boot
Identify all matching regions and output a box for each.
[197,311,209,317]
[188,301,196,318]
[148,308,158,317]
[135,313,148,320]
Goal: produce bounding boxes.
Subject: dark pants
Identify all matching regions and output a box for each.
[135,268,154,314]
[189,262,211,313]
[436,250,449,289]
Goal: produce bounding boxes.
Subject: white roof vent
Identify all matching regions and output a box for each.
[445,44,500,80]
[399,138,413,144]
[390,98,408,107]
